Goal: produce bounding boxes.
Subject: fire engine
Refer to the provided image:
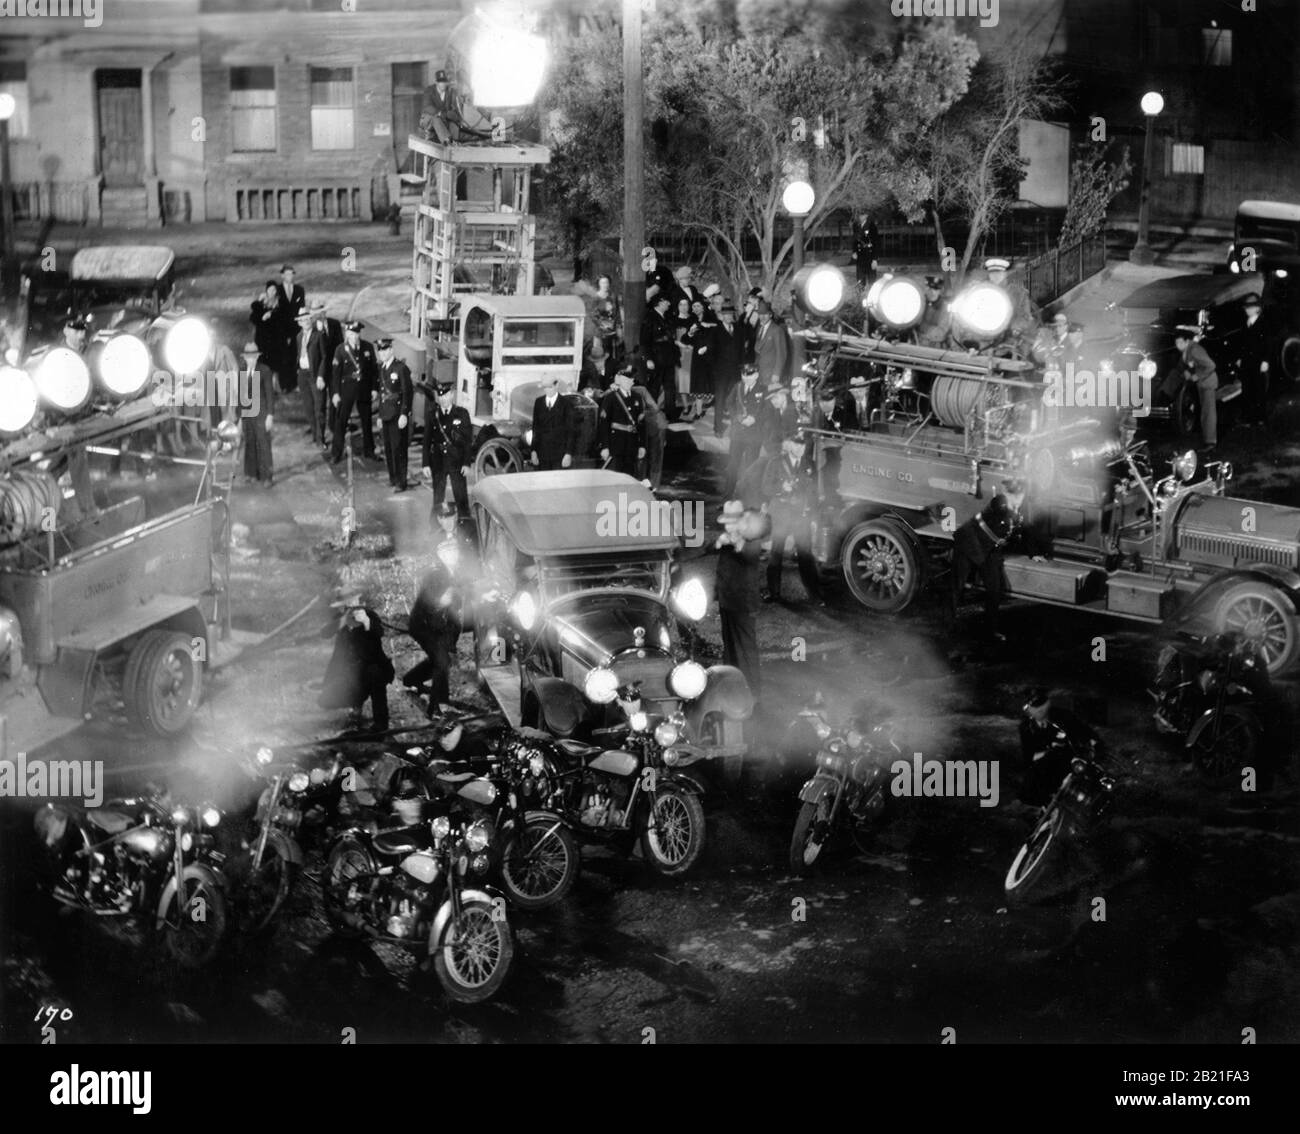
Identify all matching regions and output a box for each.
[790,265,1300,674]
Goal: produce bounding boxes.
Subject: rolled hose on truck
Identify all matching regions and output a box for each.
[0,470,60,544]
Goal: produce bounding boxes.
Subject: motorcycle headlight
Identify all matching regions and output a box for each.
[201,805,221,829]
[181,832,194,852]
[0,365,40,434]
[255,746,274,766]
[97,334,151,398]
[662,747,681,766]
[510,590,537,631]
[846,730,863,749]
[668,660,708,700]
[465,819,492,853]
[1137,357,1158,381]
[33,347,92,413]
[431,815,451,840]
[163,317,211,374]
[528,754,545,777]
[471,853,490,876]
[584,667,619,704]
[171,807,189,825]
[817,752,846,774]
[288,772,310,793]
[629,710,649,733]
[670,577,709,622]
[654,721,680,747]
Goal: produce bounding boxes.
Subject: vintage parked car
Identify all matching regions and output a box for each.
[470,470,753,784]
[1224,199,1300,383]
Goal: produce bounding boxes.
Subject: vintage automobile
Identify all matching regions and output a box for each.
[419,293,597,479]
[469,470,753,782]
[1224,199,1300,382]
[789,265,1300,675]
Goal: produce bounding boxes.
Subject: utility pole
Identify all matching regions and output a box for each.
[622,0,645,357]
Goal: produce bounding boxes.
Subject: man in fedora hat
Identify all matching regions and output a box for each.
[1237,291,1272,426]
[319,590,394,733]
[746,432,823,606]
[1162,326,1219,450]
[297,301,340,446]
[714,499,767,693]
[419,68,490,143]
[239,341,276,487]
[375,337,413,491]
[707,298,743,436]
[421,377,473,521]
[330,321,378,464]
[404,500,473,716]
[760,377,799,455]
[724,363,765,495]
[753,297,791,385]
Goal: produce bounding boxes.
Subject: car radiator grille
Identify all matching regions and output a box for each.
[1177,530,1298,568]
[611,656,673,700]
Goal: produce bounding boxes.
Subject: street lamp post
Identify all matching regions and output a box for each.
[622,0,645,360]
[782,179,814,375]
[0,92,15,262]
[1129,90,1164,266]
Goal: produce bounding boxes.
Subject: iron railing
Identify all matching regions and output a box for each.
[1023,232,1108,308]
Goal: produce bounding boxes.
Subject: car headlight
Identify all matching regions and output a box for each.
[668,660,708,700]
[654,721,679,747]
[671,577,708,622]
[163,317,211,374]
[256,746,274,766]
[584,666,619,704]
[0,366,39,434]
[33,347,92,413]
[1172,449,1198,483]
[1277,269,1289,279]
[528,754,545,777]
[96,334,151,398]
[288,772,310,793]
[1137,357,1158,380]
[1229,260,1240,274]
[465,819,492,852]
[511,590,537,631]
[201,804,221,829]
[431,815,451,839]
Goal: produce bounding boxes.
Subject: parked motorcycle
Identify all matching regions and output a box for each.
[1151,629,1275,783]
[512,677,707,877]
[1004,730,1116,902]
[33,790,231,969]
[322,802,515,1004]
[788,706,902,874]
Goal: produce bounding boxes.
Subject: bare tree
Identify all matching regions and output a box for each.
[1059,141,1132,247]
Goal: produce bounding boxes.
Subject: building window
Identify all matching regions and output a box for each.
[0,61,30,138]
[1169,142,1205,176]
[392,62,426,172]
[1202,27,1232,67]
[230,66,277,152]
[310,66,355,150]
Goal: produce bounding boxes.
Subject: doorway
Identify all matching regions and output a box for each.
[96,69,144,187]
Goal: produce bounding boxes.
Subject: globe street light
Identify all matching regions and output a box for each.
[782,179,815,273]
[1130,90,1165,266]
[0,91,14,261]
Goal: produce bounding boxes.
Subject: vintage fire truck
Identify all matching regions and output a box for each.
[0,246,244,759]
[791,266,1300,674]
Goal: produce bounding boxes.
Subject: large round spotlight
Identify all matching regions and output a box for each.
[865,275,925,331]
[0,365,39,434]
[96,334,152,399]
[792,263,847,319]
[950,282,1014,341]
[33,347,92,413]
[164,317,212,374]
[584,666,619,705]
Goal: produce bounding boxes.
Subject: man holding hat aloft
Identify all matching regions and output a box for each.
[330,321,379,464]
[375,338,413,491]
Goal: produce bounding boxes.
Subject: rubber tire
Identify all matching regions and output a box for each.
[323,838,373,938]
[473,437,523,481]
[1174,381,1201,438]
[841,518,923,613]
[1212,581,1300,675]
[123,629,204,738]
[1191,705,1261,784]
[639,786,706,877]
[1004,808,1064,904]
[432,897,515,1004]
[789,797,833,876]
[159,866,228,970]
[1279,335,1300,384]
[236,846,295,936]
[500,815,580,911]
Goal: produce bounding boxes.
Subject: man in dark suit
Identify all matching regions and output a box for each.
[707,301,744,437]
[641,293,678,408]
[1237,292,1272,426]
[760,379,800,454]
[249,281,285,387]
[330,321,378,463]
[758,434,823,606]
[530,374,576,470]
[375,338,413,491]
[642,246,677,307]
[597,365,647,477]
[421,378,473,521]
[753,298,791,384]
[404,501,476,715]
[296,303,341,446]
[319,593,393,733]
[239,341,276,487]
[274,264,306,393]
[714,499,765,695]
[724,364,765,499]
[275,263,306,321]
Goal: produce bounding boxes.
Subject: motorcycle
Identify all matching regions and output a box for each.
[322,801,515,1004]
[1004,730,1116,902]
[512,679,707,877]
[33,789,231,969]
[788,706,901,874]
[227,747,345,934]
[1151,629,1275,783]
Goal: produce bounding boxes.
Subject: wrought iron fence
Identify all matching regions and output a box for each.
[1023,232,1108,308]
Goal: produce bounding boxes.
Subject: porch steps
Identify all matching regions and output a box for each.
[100,187,152,228]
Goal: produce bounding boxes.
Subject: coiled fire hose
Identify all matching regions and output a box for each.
[0,470,61,544]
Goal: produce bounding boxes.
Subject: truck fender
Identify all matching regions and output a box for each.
[1185,703,1263,751]
[429,888,502,953]
[798,774,840,806]
[154,862,226,930]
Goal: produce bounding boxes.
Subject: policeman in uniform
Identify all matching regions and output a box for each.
[916,275,952,347]
[597,365,647,476]
[984,257,1040,354]
[948,487,1020,643]
[758,433,824,606]
[421,378,473,520]
[330,321,378,464]
[375,338,413,491]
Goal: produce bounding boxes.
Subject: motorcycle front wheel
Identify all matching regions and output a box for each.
[432,898,515,1004]
[789,796,835,875]
[159,868,228,969]
[1004,807,1065,903]
[235,845,295,936]
[1191,710,1260,784]
[639,786,706,877]
[324,838,373,937]
[501,816,580,911]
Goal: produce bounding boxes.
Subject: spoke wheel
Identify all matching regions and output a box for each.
[501,817,579,910]
[124,630,204,737]
[640,786,705,876]
[1191,710,1260,783]
[1004,808,1064,903]
[473,438,523,481]
[789,796,834,875]
[323,840,372,936]
[236,848,294,935]
[1213,582,1299,675]
[159,870,227,969]
[841,520,922,613]
[433,898,515,1003]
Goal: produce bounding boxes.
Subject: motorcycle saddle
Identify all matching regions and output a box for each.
[373,825,433,856]
[86,810,133,834]
[556,738,603,761]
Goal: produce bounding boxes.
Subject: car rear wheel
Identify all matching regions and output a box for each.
[124,630,204,738]
[473,438,523,481]
[1278,336,1300,384]
[1212,581,1300,675]
[841,519,923,613]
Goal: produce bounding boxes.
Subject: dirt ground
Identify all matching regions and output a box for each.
[1,222,1298,1044]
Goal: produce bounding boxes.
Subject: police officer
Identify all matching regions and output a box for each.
[759,434,824,607]
[421,378,473,520]
[948,488,1019,643]
[760,378,800,455]
[598,365,647,476]
[984,257,1039,353]
[375,338,413,492]
[714,500,766,695]
[917,275,952,347]
[330,321,378,464]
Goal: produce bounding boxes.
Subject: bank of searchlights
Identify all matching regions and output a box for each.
[791,263,849,320]
[865,274,926,331]
[949,281,1013,343]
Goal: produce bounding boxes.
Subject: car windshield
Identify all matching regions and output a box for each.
[538,555,669,601]
[546,590,677,653]
[500,319,576,367]
[1238,217,1300,249]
